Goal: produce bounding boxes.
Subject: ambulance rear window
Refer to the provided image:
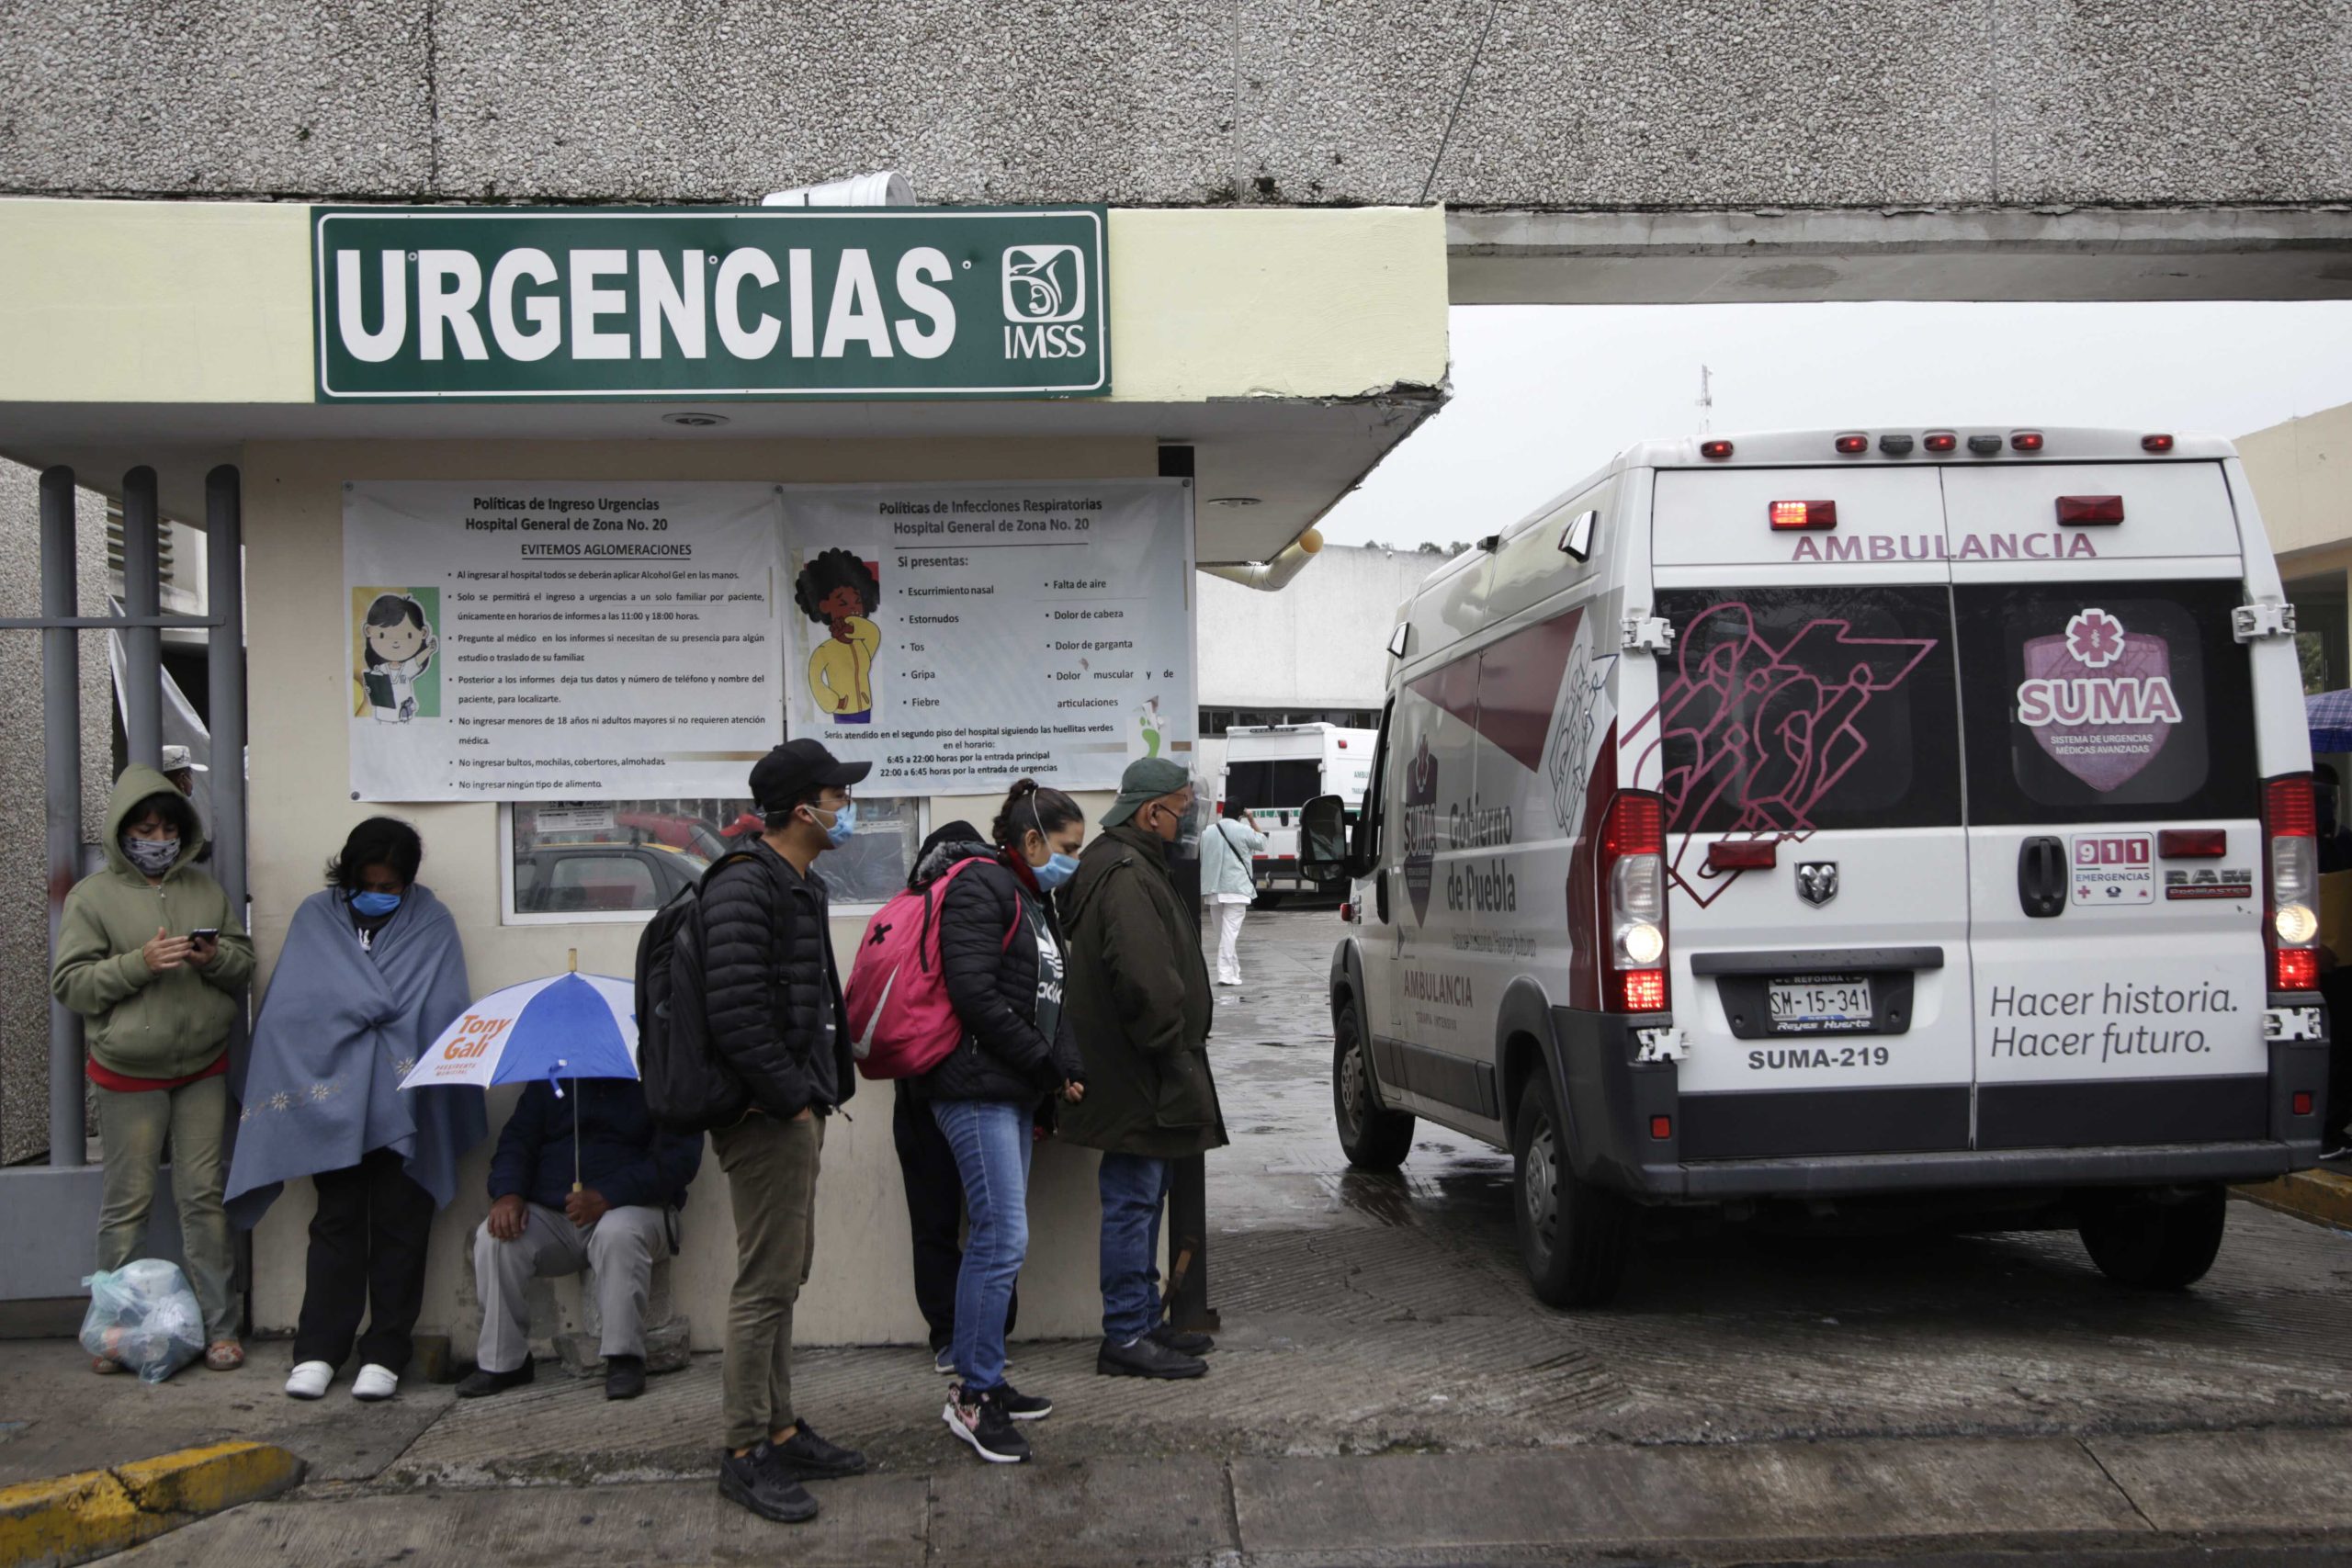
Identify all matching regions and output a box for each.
[1952,579,2257,825]
[1654,587,1962,835]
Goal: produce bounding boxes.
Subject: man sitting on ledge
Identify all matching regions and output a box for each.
[458,1074,703,1401]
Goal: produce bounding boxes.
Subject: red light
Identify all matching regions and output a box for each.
[1769,500,1838,531]
[1336,739,1348,749]
[1340,901,1354,922]
[2157,829,2226,858]
[1923,432,1958,453]
[2294,1091,2315,1117]
[2057,495,2124,525]
[1602,793,1664,857]
[2011,432,2045,452]
[1649,1115,1673,1140]
[1834,434,1869,455]
[2278,947,2320,991]
[1706,838,1778,871]
[2142,434,2175,453]
[2267,776,2316,839]
[1700,439,1735,461]
[1623,970,1668,1011]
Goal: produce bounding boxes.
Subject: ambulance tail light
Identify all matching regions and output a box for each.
[2143,434,2176,453]
[1834,434,1869,456]
[2057,495,2125,525]
[2265,774,2319,992]
[1600,790,1669,1013]
[1700,439,1735,461]
[1770,500,1837,531]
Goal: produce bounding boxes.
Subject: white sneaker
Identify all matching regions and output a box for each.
[284,1360,333,1400]
[351,1363,398,1402]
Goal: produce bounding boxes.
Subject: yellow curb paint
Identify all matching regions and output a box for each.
[0,1440,303,1568]
[2237,1169,2352,1231]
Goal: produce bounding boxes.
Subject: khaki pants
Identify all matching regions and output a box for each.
[94,1074,238,1342]
[472,1202,670,1375]
[710,1111,822,1450]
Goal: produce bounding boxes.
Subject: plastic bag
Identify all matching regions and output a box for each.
[81,1258,205,1383]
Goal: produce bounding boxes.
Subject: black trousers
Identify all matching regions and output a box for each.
[892,1082,1014,1349]
[293,1146,436,1373]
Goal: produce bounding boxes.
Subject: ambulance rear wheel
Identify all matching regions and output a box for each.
[1334,1006,1413,1170]
[2078,1184,2227,1289]
[1513,1069,1628,1309]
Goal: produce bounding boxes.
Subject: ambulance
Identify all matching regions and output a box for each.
[1219,722,1376,899]
[1299,428,2332,1307]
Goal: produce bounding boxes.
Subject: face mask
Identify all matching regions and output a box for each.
[122,836,179,876]
[807,799,856,849]
[351,890,402,918]
[1032,852,1080,892]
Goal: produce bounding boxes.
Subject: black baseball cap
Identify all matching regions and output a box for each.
[749,739,871,813]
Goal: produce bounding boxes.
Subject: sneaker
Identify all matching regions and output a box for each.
[1149,1322,1216,1356]
[933,1345,956,1375]
[718,1443,819,1524]
[943,1385,1032,1464]
[1096,1333,1208,1380]
[605,1354,647,1401]
[454,1360,537,1399]
[995,1382,1053,1421]
[774,1422,866,1481]
[351,1363,398,1401]
[284,1360,333,1400]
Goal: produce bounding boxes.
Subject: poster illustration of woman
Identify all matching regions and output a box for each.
[795,548,881,724]
[355,592,438,724]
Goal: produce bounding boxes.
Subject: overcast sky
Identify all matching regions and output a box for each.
[1319,301,2352,550]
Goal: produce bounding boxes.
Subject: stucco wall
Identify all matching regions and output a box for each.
[0,2,2345,207]
[2241,403,2352,561]
[1200,544,1437,713]
[0,462,118,1163]
[239,435,1159,1350]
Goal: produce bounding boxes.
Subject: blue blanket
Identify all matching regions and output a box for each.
[225,885,485,1227]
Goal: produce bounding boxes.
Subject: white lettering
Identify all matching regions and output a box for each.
[715,247,782,359]
[334,250,407,364]
[893,246,956,360]
[788,249,814,358]
[567,249,630,361]
[415,250,487,362]
[488,248,560,362]
[820,248,893,358]
[638,249,707,360]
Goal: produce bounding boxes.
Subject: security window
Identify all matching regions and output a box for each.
[501,796,923,924]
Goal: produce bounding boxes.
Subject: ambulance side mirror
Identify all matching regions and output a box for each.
[1298,794,1350,882]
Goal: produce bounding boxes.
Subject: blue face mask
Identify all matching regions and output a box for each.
[1032,852,1080,892]
[808,800,856,849]
[351,890,402,917]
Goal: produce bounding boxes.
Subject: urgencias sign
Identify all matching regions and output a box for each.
[311,207,1107,401]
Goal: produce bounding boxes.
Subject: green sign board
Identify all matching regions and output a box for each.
[311,206,1107,401]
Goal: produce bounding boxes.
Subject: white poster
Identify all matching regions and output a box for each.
[781,479,1194,794]
[344,481,785,801]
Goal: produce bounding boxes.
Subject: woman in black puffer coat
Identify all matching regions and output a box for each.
[922,780,1087,1466]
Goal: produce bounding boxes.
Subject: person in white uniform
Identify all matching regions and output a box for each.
[1203,804,1267,987]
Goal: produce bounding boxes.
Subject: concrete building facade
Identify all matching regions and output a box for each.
[2242,404,2352,700]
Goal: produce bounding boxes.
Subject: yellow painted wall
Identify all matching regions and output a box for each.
[2242,403,2352,559]
[242,435,1155,1351]
[0,198,1447,407]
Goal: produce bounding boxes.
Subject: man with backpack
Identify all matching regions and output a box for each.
[695,739,870,1525]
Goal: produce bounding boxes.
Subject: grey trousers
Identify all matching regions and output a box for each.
[471,1202,669,1374]
[94,1074,238,1343]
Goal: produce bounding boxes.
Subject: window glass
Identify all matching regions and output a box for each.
[1952,580,2256,824]
[1223,759,1322,812]
[1655,586,1962,834]
[506,795,922,919]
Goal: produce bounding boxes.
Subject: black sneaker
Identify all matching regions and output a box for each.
[454,1360,536,1399]
[775,1422,867,1481]
[995,1381,1053,1421]
[943,1385,1032,1464]
[605,1354,646,1401]
[718,1442,818,1524]
[1096,1333,1208,1380]
[1149,1322,1216,1356]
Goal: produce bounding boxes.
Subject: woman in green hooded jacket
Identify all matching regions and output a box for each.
[52,764,255,1373]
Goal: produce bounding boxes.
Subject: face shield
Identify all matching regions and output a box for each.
[1163,773,1218,863]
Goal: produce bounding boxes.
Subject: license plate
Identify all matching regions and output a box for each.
[1767,975,1873,1034]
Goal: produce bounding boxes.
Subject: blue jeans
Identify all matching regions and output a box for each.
[1097,1152,1170,1343]
[932,1100,1033,1393]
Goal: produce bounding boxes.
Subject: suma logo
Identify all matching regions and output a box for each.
[1400,735,1440,924]
[2018,608,2180,792]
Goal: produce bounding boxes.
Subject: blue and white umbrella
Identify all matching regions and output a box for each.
[2310,688,2352,754]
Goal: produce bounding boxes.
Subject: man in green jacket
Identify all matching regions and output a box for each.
[1058,757,1227,1380]
[53,764,256,1372]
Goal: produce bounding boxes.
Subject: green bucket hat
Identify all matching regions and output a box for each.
[1102,756,1193,829]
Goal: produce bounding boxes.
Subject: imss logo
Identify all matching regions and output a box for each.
[1003,244,1091,359]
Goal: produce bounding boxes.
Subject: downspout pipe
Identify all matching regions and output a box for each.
[1199,527,1324,593]
[42,468,85,1167]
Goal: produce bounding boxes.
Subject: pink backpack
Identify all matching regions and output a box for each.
[846,858,1017,1079]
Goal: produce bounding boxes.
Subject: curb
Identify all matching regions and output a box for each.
[2236,1167,2352,1230]
[0,1439,305,1568]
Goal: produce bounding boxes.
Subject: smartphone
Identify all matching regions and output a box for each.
[187,928,220,942]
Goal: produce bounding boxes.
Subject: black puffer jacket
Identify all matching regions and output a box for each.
[912,831,1086,1107]
[701,839,856,1119]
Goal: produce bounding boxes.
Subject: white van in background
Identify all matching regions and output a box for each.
[1221,722,1374,899]
[1301,427,2331,1308]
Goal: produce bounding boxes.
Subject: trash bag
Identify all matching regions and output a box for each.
[80,1259,205,1383]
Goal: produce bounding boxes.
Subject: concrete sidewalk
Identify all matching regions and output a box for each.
[102,1427,2352,1566]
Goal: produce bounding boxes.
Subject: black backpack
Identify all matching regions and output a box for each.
[636,850,759,1134]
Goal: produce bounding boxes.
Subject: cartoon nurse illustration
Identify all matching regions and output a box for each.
[795,549,881,724]
[357,592,436,724]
